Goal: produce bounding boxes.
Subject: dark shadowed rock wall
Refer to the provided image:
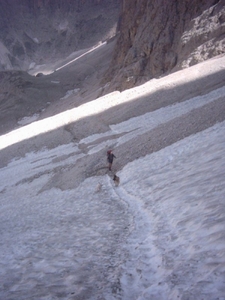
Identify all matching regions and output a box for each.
[103,0,225,91]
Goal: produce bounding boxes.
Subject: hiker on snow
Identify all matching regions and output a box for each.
[107,150,116,171]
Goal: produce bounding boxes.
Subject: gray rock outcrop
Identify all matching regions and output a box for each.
[103,0,225,91]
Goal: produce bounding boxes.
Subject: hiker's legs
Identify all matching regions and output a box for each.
[109,163,112,171]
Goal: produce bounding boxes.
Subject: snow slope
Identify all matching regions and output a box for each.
[118,120,225,300]
[0,56,225,299]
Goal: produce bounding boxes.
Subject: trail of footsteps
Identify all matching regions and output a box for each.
[112,184,170,299]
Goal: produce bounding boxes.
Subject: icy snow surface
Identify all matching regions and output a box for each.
[0,85,225,299]
[118,121,225,300]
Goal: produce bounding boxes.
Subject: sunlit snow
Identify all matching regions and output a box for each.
[0,65,225,299]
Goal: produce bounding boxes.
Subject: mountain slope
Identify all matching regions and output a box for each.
[0,54,225,299]
[0,1,225,298]
[0,0,120,71]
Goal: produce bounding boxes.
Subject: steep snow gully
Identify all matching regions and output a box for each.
[0,56,225,299]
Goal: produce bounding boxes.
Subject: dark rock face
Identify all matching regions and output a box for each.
[104,0,225,91]
[0,0,121,71]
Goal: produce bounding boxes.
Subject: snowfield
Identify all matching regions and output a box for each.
[0,55,225,299]
[119,120,225,299]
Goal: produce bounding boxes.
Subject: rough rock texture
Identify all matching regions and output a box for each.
[0,0,120,71]
[103,0,225,92]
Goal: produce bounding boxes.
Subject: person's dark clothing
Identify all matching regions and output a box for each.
[107,151,116,171]
[107,153,116,164]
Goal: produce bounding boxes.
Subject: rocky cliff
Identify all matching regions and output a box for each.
[103,0,225,91]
